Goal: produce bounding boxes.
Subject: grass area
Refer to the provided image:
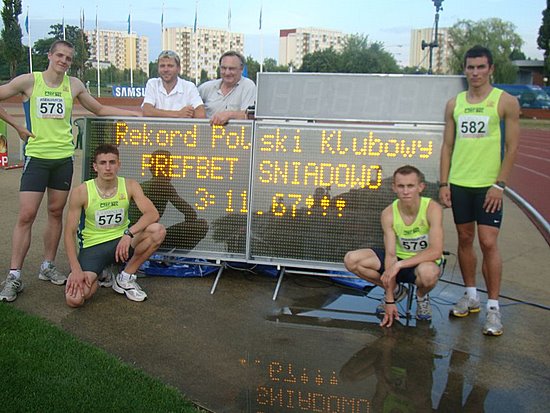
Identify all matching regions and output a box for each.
[520,118,550,130]
[0,304,202,413]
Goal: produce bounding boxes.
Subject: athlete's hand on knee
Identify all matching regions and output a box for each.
[116,237,132,262]
[483,187,503,213]
[66,271,86,298]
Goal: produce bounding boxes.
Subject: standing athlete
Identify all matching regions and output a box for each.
[0,40,140,302]
[439,45,520,336]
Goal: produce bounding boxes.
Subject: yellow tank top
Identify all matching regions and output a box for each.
[24,72,74,159]
[79,177,130,249]
[449,88,504,187]
[393,197,431,260]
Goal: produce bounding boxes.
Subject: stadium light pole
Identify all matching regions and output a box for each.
[421,0,444,74]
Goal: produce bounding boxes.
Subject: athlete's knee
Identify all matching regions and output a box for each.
[148,223,166,246]
[344,251,360,272]
[65,293,85,308]
[416,263,440,288]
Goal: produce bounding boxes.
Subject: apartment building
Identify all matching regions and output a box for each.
[86,29,149,76]
[279,27,347,69]
[409,27,451,74]
[162,27,245,80]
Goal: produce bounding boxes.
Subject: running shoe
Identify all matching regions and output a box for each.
[38,263,67,285]
[112,273,147,302]
[376,284,409,315]
[98,265,117,288]
[416,295,432,321]
[450,293,480,317]
[483,307,503,336]
[0,274,24,302]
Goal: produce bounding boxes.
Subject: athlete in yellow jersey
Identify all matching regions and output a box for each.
[345,165,444,328]
[64,144,165,306]
[439,45,520,336]
[0,40,141,303]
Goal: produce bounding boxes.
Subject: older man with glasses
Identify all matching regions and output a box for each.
[142,50,206,118]
[198,51,256,125]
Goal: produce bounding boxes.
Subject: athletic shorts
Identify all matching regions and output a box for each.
[20,157,73,192]
[450,184,503,228]
[78,237,133,276]
[371,248,418,284]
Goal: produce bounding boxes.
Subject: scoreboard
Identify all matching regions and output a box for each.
[83,118,443,269]
[82,73,465,270]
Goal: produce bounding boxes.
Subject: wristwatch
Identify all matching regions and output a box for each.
[495,181,506,189]
[123,229,134,238]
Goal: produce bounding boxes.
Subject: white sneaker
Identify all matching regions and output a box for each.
[0,274,24,302]
[38,263,67,285]
[98,265,117,288]
[112,273,147,302]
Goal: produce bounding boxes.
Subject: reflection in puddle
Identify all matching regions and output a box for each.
[246,291,499,412]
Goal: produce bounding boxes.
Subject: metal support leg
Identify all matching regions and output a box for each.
[210,262,225,295]
[272,266,286,301]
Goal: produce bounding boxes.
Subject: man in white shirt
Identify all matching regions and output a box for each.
[198,51,256,125]
[142,50,206,118]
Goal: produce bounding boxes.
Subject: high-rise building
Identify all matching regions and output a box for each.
[279,27,347,69]
[86,29,149,76]
[409,27,451,74]
[162,27,245,81]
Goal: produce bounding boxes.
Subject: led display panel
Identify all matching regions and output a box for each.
[83,118,253,259]
[249,122,443,268]
[255,73,466,123]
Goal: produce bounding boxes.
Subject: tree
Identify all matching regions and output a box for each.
[245,55,260,82]
[1,0,24,79]
[299,34,399,74]
[32,24,90,78]
[537,0,550,81]
[447,18,523,83]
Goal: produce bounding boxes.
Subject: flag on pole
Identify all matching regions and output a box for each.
[193,1,198,33]
[62,4,66,40]
[227,2,231,32]
[96,6,100,97]
[127,13,131,34]
[80,9,85,30]
[24,12,29,34]
[259,5,262,30]
[161,6,164,32]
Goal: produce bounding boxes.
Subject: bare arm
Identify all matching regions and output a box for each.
[126,179,160,234]
[64,184,89,297]
[439,98,456,208]
[379,205,399,327]
[71,78,141,117]
[0,74,35,141]
[142,103,195,118]
[210,110,247,126]
[482,92,521,213]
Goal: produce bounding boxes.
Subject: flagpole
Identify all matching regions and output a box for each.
[128,7,133,88]
[194,0,198,85]
[96,5,100,97]
[259,3,263,73]
[161,2,165,51]
[227,0,231,51]
[26,6,32,73]
[62,4,66,40]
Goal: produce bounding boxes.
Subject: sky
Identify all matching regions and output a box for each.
[20,0,546,66]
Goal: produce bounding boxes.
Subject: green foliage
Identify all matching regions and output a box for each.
[537,0,550,79]
[31,24,91,77]
[447,18,523,83]
[299,34,399,74]
[245,55,260,82]
[0,304,200,412]
[1,0,24,78]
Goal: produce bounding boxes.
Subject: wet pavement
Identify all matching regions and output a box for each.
[2,133,550,412]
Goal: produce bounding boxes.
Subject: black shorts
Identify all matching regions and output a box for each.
[20,157,73,192]
[78,238,133,276]
[372,248,418,284]
[450,184,503,228]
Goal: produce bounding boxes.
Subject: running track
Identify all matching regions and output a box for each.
[509,128,550,228]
